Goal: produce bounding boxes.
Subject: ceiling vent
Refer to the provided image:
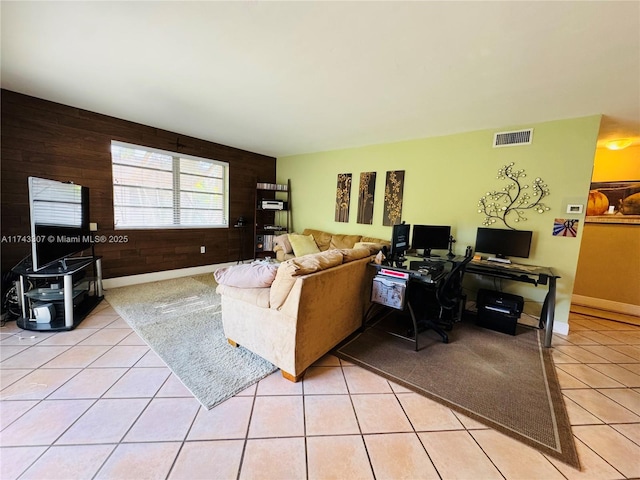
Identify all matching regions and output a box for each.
[493,128,533,147]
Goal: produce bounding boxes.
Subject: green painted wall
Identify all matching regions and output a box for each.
[277,115,601,330]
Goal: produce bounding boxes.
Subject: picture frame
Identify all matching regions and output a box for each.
[585,180,640,224]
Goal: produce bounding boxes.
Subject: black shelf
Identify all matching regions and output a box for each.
[12,255,104,332]
[254,179,291,259]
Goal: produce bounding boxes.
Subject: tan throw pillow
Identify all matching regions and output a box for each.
[341,247,373,263]
[289,234,321,257]
[213,263,279,288]
[330,234,362,249]
[302,229,332,251]
[292,249,344,276]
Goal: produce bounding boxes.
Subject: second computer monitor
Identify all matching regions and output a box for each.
[411,225,451,257]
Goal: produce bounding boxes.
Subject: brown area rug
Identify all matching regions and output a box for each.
[334,316,580,468]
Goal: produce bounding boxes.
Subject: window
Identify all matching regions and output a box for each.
[111,141,228,229]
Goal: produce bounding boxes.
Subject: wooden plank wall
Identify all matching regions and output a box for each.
[1,89,275,279]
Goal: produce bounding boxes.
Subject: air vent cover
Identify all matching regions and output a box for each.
[493,129,533,147]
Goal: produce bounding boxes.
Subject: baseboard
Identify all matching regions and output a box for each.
[102,262,236,289]
[553,321,569,336]
[571,295,640,317]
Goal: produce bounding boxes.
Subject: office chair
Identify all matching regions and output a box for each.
[409,249,473,344]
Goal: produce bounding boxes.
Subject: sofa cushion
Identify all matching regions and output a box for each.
[292,249,344,276]
[361,236,391,246]
[330,234,362,250]
[302,229,333,251]
[341,247,373,263]
[353,241,385,254]
[289,234,321,257]
[216,284,271,308]
[269,259,300,310]
[269,250,344,310]
[214,262,279,288]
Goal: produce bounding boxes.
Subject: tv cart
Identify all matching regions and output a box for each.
[12,255,103,331]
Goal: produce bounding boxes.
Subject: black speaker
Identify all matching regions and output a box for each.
[476,289,524,335]
[255,235,265,252]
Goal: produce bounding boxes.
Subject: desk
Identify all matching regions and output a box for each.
[366,257,454,350]
[465,259,558,347]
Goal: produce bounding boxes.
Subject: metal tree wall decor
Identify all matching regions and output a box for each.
[478,162,551,229]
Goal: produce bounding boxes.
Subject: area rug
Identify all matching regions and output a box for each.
[334,316,580,468]
[104,274,277,409]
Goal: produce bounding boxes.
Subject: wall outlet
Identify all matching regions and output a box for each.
[200,246,206,254]
[89,222,98,231]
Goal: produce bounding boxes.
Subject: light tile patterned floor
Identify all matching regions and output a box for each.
[1,301,639,479]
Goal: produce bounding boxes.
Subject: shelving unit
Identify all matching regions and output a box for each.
[254,179,291,260]
[12,255,104,331]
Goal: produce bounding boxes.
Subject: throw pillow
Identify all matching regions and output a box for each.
[213,262,279,288]
[301,229,332,251]
[273,234,293,254]
[289,234,321,257]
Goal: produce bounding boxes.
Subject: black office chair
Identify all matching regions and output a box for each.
[410,249,473,344]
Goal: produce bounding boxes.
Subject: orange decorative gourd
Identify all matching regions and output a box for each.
[587,190,609,216]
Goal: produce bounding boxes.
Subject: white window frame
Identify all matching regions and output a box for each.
[111,140,229,230]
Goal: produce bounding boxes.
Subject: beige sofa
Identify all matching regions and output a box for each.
[273,228,389,262]
[216,246,379,381]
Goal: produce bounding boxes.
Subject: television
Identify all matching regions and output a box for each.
[474,227,533,261]
[411,225,451,257]
[28,177,92,271]
[389,222,411,261]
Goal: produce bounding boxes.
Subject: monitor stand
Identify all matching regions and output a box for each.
[393,254,407,268]
[383,252,407,268]
[447,235,456,258]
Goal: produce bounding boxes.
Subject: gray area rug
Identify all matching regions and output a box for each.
[334,316,580,468]
[104,274,277,409]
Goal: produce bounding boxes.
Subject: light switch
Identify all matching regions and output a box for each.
[566,204,583,214]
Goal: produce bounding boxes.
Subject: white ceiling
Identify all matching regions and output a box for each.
[2,1,639,158]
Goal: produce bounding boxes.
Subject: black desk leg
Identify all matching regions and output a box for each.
[407,301,420,352]
[541,276,557,348]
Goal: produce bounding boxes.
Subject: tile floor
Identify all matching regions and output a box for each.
[1,301,639,479]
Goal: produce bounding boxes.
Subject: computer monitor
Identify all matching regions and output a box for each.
[389,222,410,261]
[411,225,451,257]
[474,227,533,260]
